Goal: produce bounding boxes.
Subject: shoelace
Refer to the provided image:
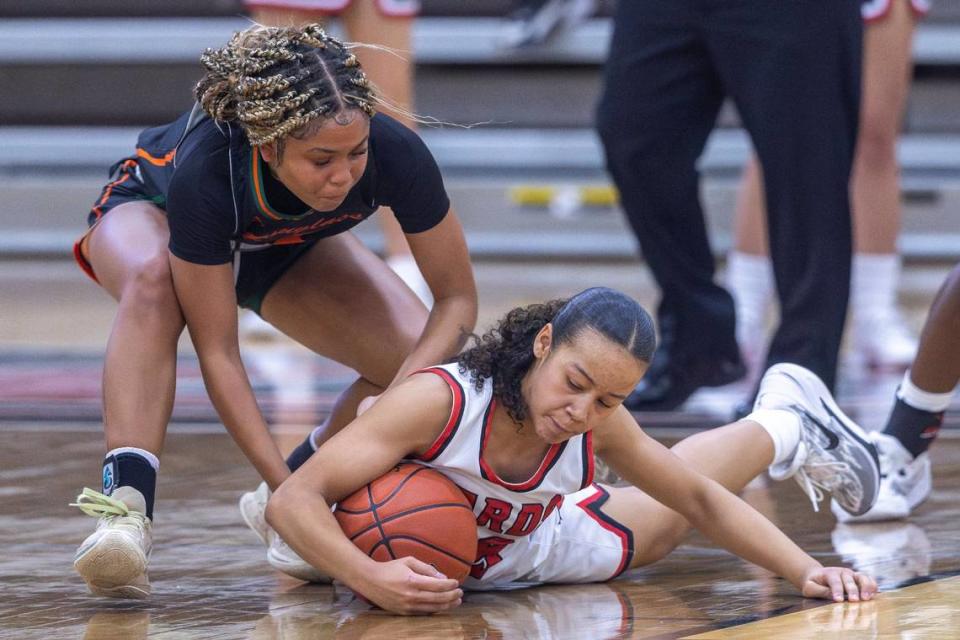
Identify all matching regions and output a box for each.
[793,458,855,513]
[70,488,147,532]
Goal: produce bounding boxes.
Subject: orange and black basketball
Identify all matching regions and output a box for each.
[334,463,478,584]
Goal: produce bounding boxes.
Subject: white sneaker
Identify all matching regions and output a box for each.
[386,255,433,308]
[831,433,932,523]
[72,487,152,599]
[239,309,283,341]
[267,536,332,584]
[755,363,881,516]
[503,0,596,48]
[850,311,917,370]
[831,521,931,589]
[239,481,272,547]
[848,254,917,370]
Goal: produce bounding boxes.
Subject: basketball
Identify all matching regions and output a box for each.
[334,463,478,584]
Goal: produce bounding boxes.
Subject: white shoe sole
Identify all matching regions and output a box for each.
[833,454,932,523]
[74,535,150,599]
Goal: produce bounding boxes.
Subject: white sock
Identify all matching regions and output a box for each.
[726,251,774,348]
[308,426,324,450]
[899,370,954,413]
[851,253,901,325]
[746,409,801,466]
[105,446,160,471]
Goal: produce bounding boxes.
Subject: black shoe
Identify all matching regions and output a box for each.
[625,353,746,412]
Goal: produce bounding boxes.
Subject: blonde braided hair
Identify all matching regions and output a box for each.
[195,24,378,147]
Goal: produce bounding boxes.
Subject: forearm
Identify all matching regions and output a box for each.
[390,293,476,386]
[690,482,821,589]
[197,349,290,489]
[267,482,375,590]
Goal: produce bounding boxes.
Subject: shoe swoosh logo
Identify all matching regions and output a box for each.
[809,406,841,450]
[820,399,876,457]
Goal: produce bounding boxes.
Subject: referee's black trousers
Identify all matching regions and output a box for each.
[596,0,862,391]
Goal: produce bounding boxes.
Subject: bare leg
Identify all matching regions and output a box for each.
[260,232,428,441]
[851,1,915,255]
[600,420,775,568]
[909,264,960,392]
[732,154,768,256]
[84,202,186,455]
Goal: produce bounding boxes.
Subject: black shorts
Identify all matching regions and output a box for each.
[77,158,316,315]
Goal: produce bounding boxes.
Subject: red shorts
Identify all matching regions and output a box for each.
[862,0,930,22]
[242,0,418,18]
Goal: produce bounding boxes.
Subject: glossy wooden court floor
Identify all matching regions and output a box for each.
[2,260,960,639]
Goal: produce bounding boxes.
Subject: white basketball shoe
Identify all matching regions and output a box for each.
[503,0,596,48]
[72,487,152,599]
[267,537,332,584]
[830,433,932,523]
[754,363,881,516]
[239,482,331,583]
[239,481,272,547]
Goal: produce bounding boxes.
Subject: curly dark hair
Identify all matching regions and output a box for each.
[457,287,656,422]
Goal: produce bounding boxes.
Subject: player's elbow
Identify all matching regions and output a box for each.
[677,480,716,529]
[265,482,301,530]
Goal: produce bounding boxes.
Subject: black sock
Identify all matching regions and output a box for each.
[285,435,316,472]
[882,397,944,459]
[103,452,157,520]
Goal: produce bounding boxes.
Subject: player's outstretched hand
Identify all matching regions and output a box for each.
[801,566,877,602]
[361,557,463,615]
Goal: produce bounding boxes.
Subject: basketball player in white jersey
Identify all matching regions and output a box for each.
[266,287,880,614]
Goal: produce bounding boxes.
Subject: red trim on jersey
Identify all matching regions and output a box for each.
[415,367,466,461]
[577,485,633,579]
[581,430,595,489]
[478,398,568,492]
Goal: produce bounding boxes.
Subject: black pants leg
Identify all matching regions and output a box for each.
[707,0,862,390]
[596,0,739,363]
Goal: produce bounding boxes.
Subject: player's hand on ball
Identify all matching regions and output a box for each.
[362,557,463,615]
[356,394,381,417]
[801,566,877,602]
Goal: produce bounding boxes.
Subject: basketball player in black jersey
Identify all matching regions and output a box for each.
[70,24,477,598]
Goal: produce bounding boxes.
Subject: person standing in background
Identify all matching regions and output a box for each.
[596,0,862,413]
[728,0,926,376]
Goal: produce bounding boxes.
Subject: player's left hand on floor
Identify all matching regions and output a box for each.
[801,566,877,602]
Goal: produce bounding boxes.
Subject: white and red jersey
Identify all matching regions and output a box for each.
[414,364,597,588]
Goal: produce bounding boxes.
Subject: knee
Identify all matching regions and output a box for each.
[631,535,683,568]
[856,115,898,170]
[121,254,182,319]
